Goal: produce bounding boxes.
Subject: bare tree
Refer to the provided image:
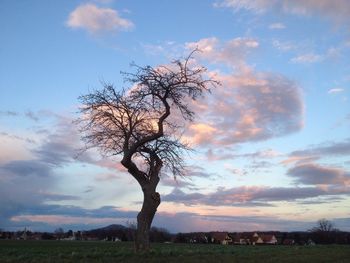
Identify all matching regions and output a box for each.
[77,51,218,251]
[310,218,337,232]
[309,218,339,244]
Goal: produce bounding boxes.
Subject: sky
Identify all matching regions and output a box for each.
[0,0,349,233]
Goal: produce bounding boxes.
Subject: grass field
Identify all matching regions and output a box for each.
[0,240,349,263]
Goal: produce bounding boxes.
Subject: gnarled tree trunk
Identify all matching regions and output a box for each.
[135,187,161,251]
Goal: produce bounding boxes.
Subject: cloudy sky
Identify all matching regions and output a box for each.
[1,0,349,233]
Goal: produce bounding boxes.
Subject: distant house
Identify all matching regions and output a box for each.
[211,232,232,245]
[251,232,264,245]
[261,234,278,245]
[189,233,208,243]
[232,234,251,245]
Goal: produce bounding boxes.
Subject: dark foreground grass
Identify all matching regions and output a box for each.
[0,240,349,263]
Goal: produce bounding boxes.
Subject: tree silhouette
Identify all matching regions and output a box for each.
[77,51,218,251]
[310,218,337,232]
[309,218,339,244]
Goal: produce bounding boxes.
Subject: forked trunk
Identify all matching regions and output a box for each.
[135,188,161,251]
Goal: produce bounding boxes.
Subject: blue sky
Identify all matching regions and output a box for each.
[0,0,349,233]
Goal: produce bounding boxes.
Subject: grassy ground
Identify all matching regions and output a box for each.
[0,240,349,263]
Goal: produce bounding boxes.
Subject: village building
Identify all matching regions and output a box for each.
[210,232,232,245]
[261,234,278,245]
[231,232,278,245]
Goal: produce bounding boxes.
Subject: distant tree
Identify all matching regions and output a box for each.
[174,233,187,243]
[41,232,55,240]
[77,51,218,251]
[54,227,64,239]
[66,229,73,238]
[149,227,172,243]
[309,219,339,244]
[310,218,337,233]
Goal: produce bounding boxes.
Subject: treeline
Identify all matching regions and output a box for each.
[173,231,350,245]
[0,225,173,243]
[1,224,349,245]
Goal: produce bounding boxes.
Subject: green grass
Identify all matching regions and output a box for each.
[0,240,349,263]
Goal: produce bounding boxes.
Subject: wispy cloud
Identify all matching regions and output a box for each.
[8,204,348,232]
[186,37,259,71]
[25,111,39,122]
[272,40,297,52]
[328,88,345,94]
[0,110,19,117]
[66,3,134,34]
[288,139,350,159]
[162,185,349,207]
[290,53,323,64]
[281,139,350,167]
[269,23,286,30]
[216,0,350,24]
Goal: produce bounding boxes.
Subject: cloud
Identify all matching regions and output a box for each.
[205,149,236,161]
[4,205,137,231]
[144,38,303,146]
[162,185,347,207]
[235,149,282,159]
[25,111,39,122]
[206,148,280,162]
[188,73,303,146]
[66,3,134,34]
[216,0,350,24]
[181,38,304,147]
[287,163,350,186]
[285,139,350,162]
[328,88,345,94]
[290,53,323,64]
[281,139,350,167]
[0,112,122,229]
[272,40,297,52]
[269,23,286,30]
[281,155,319,166]
[5,203,350,232]
[0,110,19,117]
[6,203,342,232]
[186,37,259,71]
[1,160,53,178]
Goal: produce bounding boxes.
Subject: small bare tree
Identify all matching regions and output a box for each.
[309,218,339,244]
[77,51,217,251]
[310,218,337,232]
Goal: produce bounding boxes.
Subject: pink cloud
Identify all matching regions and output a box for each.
[185,71,303,146]
[142,37,303,147]
[281,155,319,166]
[163,186,325,206]
[93,158,127,173]
[186,37,259,72]
[66,4,134,34]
